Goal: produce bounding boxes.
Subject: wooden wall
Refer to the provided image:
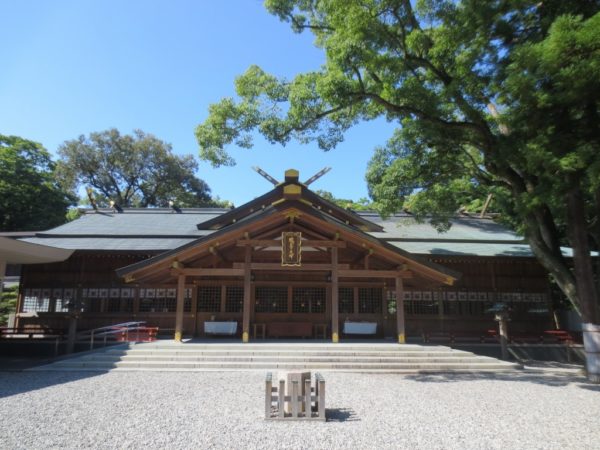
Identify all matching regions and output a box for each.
[17,251,554,336]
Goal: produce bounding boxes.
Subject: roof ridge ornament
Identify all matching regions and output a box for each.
[252,166,280,186]
[303,167,331,186]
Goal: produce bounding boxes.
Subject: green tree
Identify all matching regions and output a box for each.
[57,128,219,208]
[0,135,74,231]
[0,285,18,326]
[195,1,600,379]
[314,189,374,211]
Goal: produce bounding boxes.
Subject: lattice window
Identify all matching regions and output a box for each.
[138,289,150,312]
[154,297,177,312]
[22,289,50,312]
[82,288,102,313]
[122,298,134,313]
[55,297,72,312]
[255,287,288,313]
[358,288,382,314]
[225,286,244,313]
[292,287,326,313]
[48,288,72,312]
[386,289,397,314]
[184,288,193,312]
[197,286,222,312]
[338,287,354,314]
[443,301,489,316]
[106,298,121,313]
[405,300,439,315]
[139,288,177,312]
[197,286,221,312]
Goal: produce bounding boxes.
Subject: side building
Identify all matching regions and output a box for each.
[13,170,557,341]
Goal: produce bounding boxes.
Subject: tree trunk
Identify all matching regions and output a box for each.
[566,183,600,382]
[522,182,600,382]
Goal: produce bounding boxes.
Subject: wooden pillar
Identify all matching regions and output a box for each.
[191,285,198,336]
[0,260,6,296]
[331,247,339,343]
[242,245,251,343]
[396,277,406,344]
[66,285,82,354]
[438,288,445,332]
[174,274,186,342]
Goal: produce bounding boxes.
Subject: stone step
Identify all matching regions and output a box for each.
[109,350,466,358]
[126,343,444,352]
[81,357,495,365]
[28,342,521,373]
[43,360,518,370]
[80,354,492,363]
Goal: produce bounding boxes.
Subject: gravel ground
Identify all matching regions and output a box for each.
[1,370,599,450]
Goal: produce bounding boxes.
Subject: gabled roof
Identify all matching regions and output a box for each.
[197,169,383,232]
[117,198,459,286]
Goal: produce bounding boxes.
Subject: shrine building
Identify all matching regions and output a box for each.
[11,169,555,342]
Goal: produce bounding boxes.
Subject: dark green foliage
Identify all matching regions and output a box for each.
[0,135,74,231]
[314,190,373,211]
[0,285,18,326]
[195,0,600,323]
[57,128,219,208]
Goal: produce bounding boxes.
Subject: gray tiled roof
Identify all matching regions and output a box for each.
[364,214,521,242]
[36,208,226,237]
[17,207,546,257]
[19,237,197,251]
[389,242,575,258]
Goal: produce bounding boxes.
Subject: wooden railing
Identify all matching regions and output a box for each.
[77,322,158,350]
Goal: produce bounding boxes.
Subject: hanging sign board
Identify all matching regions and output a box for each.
[281,232,302,266]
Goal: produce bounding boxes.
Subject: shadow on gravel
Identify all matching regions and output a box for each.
[0,370,108,400]
[326,408,360,422]
[403,371,592,388]
[577,384,600,392]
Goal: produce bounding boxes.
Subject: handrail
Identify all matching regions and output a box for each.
[77,321,147,350]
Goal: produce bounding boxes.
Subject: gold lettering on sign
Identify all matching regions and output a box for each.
[281,232,302,266]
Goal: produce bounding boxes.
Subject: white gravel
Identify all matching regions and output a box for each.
[1,370,599,449]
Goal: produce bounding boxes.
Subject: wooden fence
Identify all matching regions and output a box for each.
[265,372,326,421]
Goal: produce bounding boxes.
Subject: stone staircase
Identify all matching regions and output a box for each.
[29,341,521,373]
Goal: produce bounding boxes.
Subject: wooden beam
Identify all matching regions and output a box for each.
[236,239,346,248]
[305,240,346,248]
[232,263,350,271]
[174,268,244,277]
[338,269,413,279]
[209,246,229,263]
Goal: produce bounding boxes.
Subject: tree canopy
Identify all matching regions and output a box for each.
[0,135,74,231]
[57,128,219,208]
[195,1,600,325]
[314,189,374,211]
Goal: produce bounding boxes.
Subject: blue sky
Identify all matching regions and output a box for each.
[1,0,395,206]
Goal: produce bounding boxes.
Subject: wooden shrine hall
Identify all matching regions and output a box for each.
[12,169,555,342]
[115,169,457,343]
